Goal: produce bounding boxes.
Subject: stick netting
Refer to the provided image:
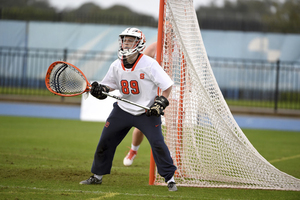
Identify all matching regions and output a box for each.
[48,63,87,95]
[155,0,300,191]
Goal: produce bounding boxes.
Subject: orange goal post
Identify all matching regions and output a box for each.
[149,0,300,191]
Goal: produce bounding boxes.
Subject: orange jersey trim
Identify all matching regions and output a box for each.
[131,54,143,71]
[121,54,144,71]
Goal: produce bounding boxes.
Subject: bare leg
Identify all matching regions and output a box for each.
[132,128,144,147]
[123,128,144,166]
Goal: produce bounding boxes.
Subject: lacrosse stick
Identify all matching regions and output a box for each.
[45,61,150,110]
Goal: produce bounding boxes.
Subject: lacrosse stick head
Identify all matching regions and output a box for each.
[45,61,91,97]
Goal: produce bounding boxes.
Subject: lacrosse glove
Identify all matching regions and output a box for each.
[146,96,169,117]
[90,82,109,100]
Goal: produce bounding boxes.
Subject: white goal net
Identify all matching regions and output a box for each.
[154,0,300,191]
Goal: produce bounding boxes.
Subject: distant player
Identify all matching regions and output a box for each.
[123,42,157,167]
[79,28,177,191]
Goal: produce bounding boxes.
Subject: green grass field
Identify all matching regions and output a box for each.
[0,116,299,200]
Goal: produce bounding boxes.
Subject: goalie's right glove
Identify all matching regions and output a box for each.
[146,96,169,117]
[90,81,109,100]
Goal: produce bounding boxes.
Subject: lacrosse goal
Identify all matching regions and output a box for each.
[149,0,300,191]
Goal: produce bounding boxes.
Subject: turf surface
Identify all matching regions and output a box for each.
[0,116,299,199]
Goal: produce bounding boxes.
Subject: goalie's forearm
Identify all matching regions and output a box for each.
[162,86,172,99]
[107,87,114,92]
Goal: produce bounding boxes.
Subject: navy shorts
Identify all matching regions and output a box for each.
[91,102,177,182]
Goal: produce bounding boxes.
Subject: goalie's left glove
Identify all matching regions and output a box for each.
[90,81,109,100]
[146,96,169,117]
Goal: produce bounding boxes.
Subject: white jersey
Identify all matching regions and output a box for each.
[100,54,174,115]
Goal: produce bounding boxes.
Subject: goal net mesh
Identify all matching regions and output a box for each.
[155,0,300,191]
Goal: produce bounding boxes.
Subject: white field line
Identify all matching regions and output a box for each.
[0,185,204,199]
[269,154,300,164]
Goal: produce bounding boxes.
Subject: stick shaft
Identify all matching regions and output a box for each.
[102,92,150,110]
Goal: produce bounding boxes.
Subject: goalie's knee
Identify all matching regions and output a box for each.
[151,140,167,154]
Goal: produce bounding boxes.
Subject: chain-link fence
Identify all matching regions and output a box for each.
[0,46,299,111]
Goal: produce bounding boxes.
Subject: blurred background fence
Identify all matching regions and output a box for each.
[0,46,299,112]
[0,0,300,116]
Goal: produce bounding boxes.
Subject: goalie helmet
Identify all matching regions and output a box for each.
[118,27,146,60]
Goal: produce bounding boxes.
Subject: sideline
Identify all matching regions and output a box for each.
[0,102,300,131]
[233,115,300,132]
[0,102,80,120]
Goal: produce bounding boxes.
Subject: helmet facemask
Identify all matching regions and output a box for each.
[118,28,146,60]
[119,36,139,60]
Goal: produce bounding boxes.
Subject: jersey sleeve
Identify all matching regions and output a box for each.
[100,61,119,90]
[150,60,174,91]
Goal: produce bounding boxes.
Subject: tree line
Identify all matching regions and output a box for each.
[197,0,300,33]
[0,0,299,33]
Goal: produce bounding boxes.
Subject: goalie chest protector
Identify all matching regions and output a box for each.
[100,54,173,115]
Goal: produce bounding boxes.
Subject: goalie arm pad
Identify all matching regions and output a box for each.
[90,81,110,100]
[146,96,169,117]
